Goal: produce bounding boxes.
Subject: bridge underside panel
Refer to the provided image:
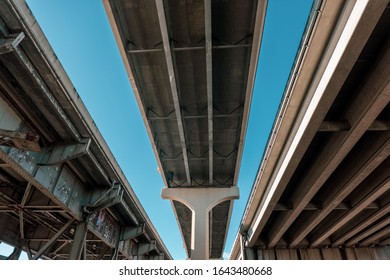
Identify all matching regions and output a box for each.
[255,4,390,249]
[172,200,192,255]
[209,200,230,258]
[232,1,390,260]
[107,0,257,188]
[105,0,265,258]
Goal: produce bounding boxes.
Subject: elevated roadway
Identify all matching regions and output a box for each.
[230,0,390,260]
[0,0,171,260]
[104,0,267,259]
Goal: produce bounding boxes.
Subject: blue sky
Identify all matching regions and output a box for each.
[0,0,313,260]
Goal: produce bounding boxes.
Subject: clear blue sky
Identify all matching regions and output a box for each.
[1,0,312,260]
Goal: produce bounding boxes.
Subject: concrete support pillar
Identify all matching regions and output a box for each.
[162,186,239,260]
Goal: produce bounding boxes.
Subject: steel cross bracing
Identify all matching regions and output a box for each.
[0,0,171,260]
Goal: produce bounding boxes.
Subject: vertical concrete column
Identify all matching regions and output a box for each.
[162,186,239,260]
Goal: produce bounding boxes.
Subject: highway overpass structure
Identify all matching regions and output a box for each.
[230,0,390,260]
[0,0,389,261]
[0,0,171,260]
[103,0,267,259]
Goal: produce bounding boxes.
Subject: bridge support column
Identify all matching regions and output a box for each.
[69,221,88,260]
[162,186,239,260]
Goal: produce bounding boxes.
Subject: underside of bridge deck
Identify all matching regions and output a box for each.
[230,0,390,260]
[0,0,171,260]
[104,0,267,259]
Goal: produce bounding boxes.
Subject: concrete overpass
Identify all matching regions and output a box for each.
[230,0,390,260]
[103,0,267,259]
[0,0,171,260]
[2,0,388,261]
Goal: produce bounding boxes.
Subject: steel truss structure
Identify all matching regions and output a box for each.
[0,0,171,260]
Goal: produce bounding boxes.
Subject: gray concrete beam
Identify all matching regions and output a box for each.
[233,0,267,185]
[289,136,390,247]
[12,40,81,141]
[155,0,191,186]
[346,216,390,246]
[267,20,390,248]
[205,0,213,185]
[332,203,390,246]
[126,44,252,54]
[243,0,387,250]
[319,120,390,132]
[311,178,390,246]
[360,227,390,246]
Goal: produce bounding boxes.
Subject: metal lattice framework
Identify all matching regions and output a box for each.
[0,0,171,260]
